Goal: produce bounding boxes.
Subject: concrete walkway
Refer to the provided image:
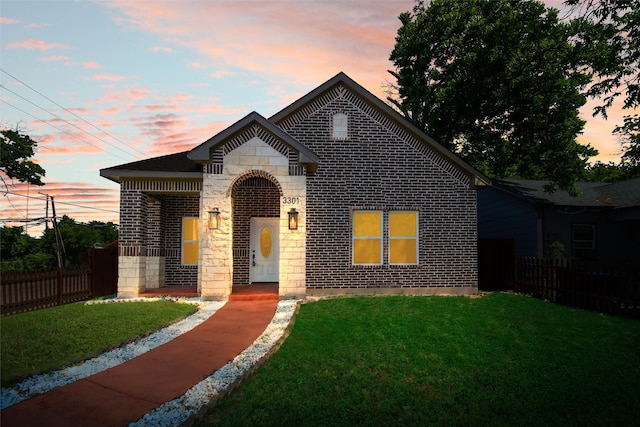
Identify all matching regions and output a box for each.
[1,295,278,427]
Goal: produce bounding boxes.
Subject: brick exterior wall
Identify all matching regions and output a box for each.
[277,85,478,294]
[113,78,480,298]
[117,184,200,294]
[231,177,280,285]
[161,194,200,286]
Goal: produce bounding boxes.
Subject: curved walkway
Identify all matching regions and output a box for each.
[1,298,280,427]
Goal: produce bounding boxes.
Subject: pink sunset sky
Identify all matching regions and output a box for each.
[0,0,633,236]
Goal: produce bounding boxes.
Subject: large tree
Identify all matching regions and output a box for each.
[1,127,46,187]
[389,0,598,193]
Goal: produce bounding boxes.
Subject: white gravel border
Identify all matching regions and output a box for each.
[130,299,300,427]
[1,297,300,427]
[1,298,225,409]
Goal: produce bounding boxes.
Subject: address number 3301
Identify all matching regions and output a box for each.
[282,197,299,204]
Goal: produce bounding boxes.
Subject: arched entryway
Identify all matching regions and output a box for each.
[230,172,282,287]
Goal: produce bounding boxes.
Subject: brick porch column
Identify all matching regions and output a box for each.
[117,187,148,298]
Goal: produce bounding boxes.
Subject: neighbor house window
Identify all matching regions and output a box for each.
[572,224,595,259]
[389,211,419,265]
[332,113,348,139]
[352,210,383,265]
[182,217,199,265]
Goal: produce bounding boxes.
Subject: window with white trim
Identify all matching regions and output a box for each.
[182,217,199,265]
[352,211,383,265]
[389,211,419,265]
[572,224,595,259]
[351,210,420,266]
[332,113,348,139]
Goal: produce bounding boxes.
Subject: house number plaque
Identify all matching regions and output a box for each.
[282,197,300,204]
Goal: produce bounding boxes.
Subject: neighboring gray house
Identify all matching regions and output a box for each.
[477,178,640,266]
[101,72,490,300]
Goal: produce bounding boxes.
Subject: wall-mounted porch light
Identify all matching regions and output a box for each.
[208,208,220,230]
[288,208,299,230]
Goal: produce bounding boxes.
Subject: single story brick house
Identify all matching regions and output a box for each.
[100,72,490,300]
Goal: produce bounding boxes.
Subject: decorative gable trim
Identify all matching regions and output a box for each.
[271,72,490,189]
[188,111,319,174]
[121,180,201,193]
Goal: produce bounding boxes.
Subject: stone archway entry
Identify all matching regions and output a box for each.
[231,174,281,286]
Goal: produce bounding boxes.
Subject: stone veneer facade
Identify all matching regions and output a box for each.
[110,74,484,300]
[199,135,307,300]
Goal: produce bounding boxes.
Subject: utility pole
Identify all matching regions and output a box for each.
[44,193,49,230]
[49,195,65,269]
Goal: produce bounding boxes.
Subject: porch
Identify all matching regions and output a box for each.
[139,283,279,301]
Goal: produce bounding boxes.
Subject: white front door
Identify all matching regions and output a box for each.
[250,218,279,283]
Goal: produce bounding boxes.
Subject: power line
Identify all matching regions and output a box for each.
[1,68,147,159]
[1,86,138,162]
[0,217,47,224]
[2,190,120,214]
[1,99,131,163]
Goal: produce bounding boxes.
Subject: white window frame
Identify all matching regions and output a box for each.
[352,210,383,266]
[332,113,348,140]
[388,211,419,266]
[181,217,199,266]
[572,223,595,258]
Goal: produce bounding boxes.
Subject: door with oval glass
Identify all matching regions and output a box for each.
[249,217,279,283]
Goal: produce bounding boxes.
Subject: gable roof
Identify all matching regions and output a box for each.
[492,178,640,209]
[188,111,319,172]
[270,72,490,188]
[100,151,202,183]
[100,72,490,187]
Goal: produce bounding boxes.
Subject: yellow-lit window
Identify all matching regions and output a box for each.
[352,211,382,265]
[389,211,418,265]
[182,217,199,265]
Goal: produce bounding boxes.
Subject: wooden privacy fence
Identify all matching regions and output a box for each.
[1,267,92,316]
[515,257,640,319]
[1,242,118,316]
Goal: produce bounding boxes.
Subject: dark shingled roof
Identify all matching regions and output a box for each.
[100,72,492,188]
[494,178,640,209]
[100,151,201,182]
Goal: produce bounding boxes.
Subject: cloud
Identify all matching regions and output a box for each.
[150,45,173,54]
[0,17,21,25]
[82,61,103,69]
[186,61,206,70]
[210,69,237,79]
[99,0,413,97]
[7,38,72,51]
[40,55,72,62]
[25,23,52,29]
[98,86,152,105]
[84,74,134,81]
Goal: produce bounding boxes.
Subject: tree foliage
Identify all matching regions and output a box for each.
[583,160,637,181]
[0,128,46,186]
[567,0,640,176]
[41,216,119,267]
[1,218,118,272]
[389,0,598,194]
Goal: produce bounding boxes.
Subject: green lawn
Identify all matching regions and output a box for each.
[1,300,196,385]
[200,293,640,427]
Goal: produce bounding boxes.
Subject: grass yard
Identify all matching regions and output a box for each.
[200,293,640,427]
[1,300,196,385]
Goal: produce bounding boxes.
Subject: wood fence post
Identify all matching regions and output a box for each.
[57,268,63,306]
